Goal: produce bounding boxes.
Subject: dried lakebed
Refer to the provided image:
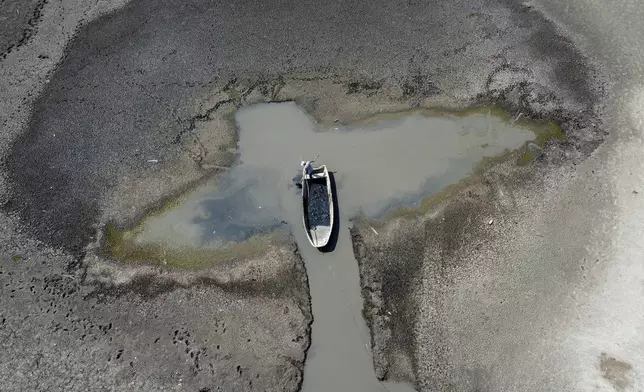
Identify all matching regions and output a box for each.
[106,102,560,391]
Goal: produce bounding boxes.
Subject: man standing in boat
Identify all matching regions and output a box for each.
[301,154,318,177]
[301,160,313,176]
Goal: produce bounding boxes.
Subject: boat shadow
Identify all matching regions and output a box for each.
[319,171,339,253]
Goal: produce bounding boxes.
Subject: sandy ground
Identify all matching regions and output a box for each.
[0,0,638,391]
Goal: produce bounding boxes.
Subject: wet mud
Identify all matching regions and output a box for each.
[0,0,614,390]
[128,103,541,249]
[113,102,547,391]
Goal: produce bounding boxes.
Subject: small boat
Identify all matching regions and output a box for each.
[301,164,334,248]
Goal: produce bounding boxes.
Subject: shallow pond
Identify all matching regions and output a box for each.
[137,103,536,247]
[126,102,543,391]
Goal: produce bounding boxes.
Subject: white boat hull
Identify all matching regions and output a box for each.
[301,165,334,248]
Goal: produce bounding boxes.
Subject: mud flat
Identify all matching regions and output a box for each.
[123,101,563,391]
[1,0,611,390]
[350,84,607,391]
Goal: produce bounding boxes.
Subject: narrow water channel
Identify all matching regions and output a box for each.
[133,102,537,391]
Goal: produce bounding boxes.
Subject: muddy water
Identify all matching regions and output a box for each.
[135,102,536,391]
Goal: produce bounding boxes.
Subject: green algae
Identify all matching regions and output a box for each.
[100,167,266,269]
[102,96,566,268]
[104,220,272,269]
[101,176,275,269]
[517,150,535,165]
[359,153,501,229]
[354,106,566,228]
[535,121,566,147]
